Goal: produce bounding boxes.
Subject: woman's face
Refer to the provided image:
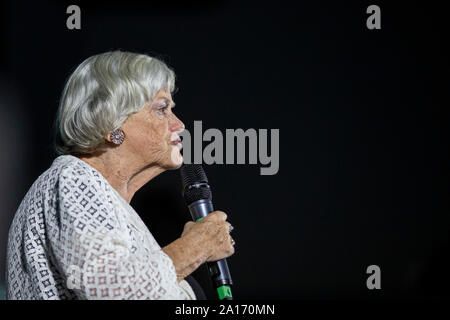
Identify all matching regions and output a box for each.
[121,89,185,170]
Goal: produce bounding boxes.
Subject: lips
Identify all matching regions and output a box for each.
[171,138,181,145]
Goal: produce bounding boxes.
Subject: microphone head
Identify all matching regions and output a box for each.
[180,164,212,205]
[180,164,208,186]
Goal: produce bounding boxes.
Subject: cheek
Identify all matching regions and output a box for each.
[146,118,169,148]
[126,111,170,153]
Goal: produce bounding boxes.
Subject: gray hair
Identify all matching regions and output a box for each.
[54,50,176,155]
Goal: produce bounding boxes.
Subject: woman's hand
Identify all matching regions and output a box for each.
[162,211,235,282]
[181,211,235,262]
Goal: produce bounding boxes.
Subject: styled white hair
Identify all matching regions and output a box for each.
[54,50,176,155]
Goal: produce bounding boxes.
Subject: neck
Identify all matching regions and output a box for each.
[77,151,165,203]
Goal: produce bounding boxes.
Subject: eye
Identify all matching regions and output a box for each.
[156,105,169,115]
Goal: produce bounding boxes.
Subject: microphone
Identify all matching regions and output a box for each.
[180,164,233,300]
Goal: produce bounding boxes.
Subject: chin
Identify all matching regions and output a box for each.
[164,160,183,171]
[171,161,183,170]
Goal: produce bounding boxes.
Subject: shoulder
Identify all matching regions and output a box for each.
[21,155,114,213]
[56,155,105,188]
[54,155,114,206]
[26,155,105,197]
[51,156,118,230]
[11,155,115,237]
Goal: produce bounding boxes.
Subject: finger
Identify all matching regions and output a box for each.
[210,211,227,221]
[224,222,232,234]
[228,237,236,255]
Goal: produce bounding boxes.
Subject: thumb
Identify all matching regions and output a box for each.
[182,221,195,236]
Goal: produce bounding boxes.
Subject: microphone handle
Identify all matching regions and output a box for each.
[188,199,233,300]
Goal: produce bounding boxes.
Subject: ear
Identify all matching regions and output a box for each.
[104,131,113,143]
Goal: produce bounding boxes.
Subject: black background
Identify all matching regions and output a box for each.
[0,0,449,300]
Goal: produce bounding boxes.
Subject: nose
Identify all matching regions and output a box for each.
[169,113,185,133]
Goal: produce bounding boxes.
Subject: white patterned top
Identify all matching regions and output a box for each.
[6,155,196,300]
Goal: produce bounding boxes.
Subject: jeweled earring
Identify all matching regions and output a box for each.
[110,128,125,145]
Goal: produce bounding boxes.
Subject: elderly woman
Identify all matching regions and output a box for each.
[5,51,235,300]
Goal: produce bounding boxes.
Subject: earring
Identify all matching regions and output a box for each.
[110,128,125,145]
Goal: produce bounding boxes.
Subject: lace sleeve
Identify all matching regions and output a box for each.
[50,167,186,299]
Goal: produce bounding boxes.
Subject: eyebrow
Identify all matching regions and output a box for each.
[158,97,176,108]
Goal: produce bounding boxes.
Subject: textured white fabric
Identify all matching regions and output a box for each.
[6,155,195,300]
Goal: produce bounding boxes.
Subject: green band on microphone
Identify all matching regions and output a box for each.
[196,217,204,222]
[217,285,232,300]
